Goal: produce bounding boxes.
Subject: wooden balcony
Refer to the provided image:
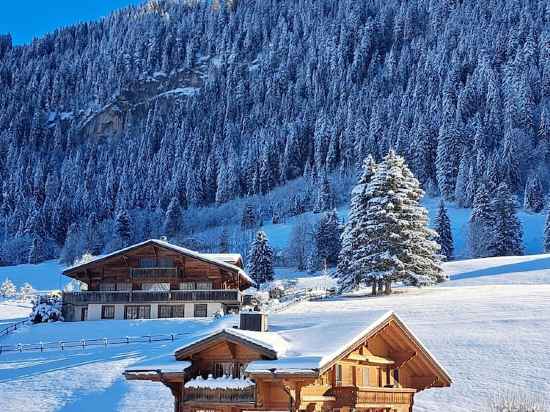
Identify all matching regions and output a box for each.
[63,290,241,305]
[130,267,178,280]
[330,386,415,408]
[184,386,255,404]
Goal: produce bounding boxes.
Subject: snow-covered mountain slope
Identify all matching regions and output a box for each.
[0,254,549,412]
[0,260,67,290]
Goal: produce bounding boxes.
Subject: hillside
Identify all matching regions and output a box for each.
[1,0,549,266]
[0,254,549,411]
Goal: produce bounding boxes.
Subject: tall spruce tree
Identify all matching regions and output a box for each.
[241,204,257,230]
[247,231,275,286]
[469,184,494,258]
[523,175,544,213]
[163,197,183,238]
[114,210,132,247]
[434,200,454,260]
[544,212,550,253]
[315,172,336,213]
[336,156,377,290]
[315,209,342,267]
[342,151,444,294]
[487,183,523,257]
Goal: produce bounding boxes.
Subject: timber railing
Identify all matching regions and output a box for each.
[0,331,192,355]
[63,289,241,305]
[329,386,415,406]
[0,319,29,338]
[130,267,178,279]
[184,385,256,403]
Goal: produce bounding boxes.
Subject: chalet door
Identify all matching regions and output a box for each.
[81,307,88,321]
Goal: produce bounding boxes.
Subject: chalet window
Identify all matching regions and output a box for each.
[142,283,170,291]
[80,307,88,321]
[158,305,185,318]
[124,305,151,320]
[116,282,132,291]
[214,362,234,378]
[335,364,343,386]
[101,305,115,319]
[158,257,174,267]
[195,281,212,290]
[180,282,195,290]
[194,304,208,317]
[139,257,157,268]
[362,367,370,386]
[99,283,116,291]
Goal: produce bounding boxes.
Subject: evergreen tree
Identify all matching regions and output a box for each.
[0,278,16,298]
[314,209,342,267]
[241,204,257,230]
[315,172,336,213]
[434,200,454,260]
[218,227,230,253]
[468,184,494,258]
[163,197,183,238]
[247,231,275,286]
[84,212,103,255]
[115,210,132,247]
[336,156,377,290]
[487,183,523,257]
[28,236,46,264]
[544,212,550,253]
[523,175,545,213]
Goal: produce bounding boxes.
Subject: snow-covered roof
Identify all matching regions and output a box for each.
[201,253,243,265]
[175,326,289,359]
[245,310,395,374]
[125,353,191,375]
[63,239,253,285]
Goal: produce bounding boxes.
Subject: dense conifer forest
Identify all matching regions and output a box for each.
[0,0,549,264]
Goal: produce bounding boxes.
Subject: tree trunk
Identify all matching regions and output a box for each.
[371,281,377,296]
[377,279,384,294]
[384,279,392,295]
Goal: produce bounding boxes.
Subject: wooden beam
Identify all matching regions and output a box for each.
[390,350,417,368]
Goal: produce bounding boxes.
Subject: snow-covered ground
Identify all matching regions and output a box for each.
[0,254,549,411]
[0,260,68,291]
[0,300,33,327]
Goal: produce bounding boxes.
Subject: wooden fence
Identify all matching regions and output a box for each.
[0,332,192,355]
[0,319,28,339]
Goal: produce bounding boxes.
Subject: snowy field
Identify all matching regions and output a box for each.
[0,260,68,291]
[0,254,549,411]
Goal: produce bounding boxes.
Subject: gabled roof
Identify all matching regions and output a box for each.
[174,327,288,360]
[63,239,253,286]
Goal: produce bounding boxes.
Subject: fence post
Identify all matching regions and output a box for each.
[171,334,174,341]
[61,342,64,351]
[148,335,152,343]
[81,339,85,349]
[40,342,44,352]
[104,338,108,346]
[17,343,22,352]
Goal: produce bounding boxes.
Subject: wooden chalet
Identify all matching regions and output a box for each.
[124,310,451,412]
[62,239,253,321]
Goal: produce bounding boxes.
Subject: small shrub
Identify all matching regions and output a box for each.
[30,293,64,323]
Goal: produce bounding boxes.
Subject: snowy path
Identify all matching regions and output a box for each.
[0,255,549,411]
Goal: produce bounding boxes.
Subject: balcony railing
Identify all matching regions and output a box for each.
[63,290,241,305]
[130,267,178,279]
[184,386,255,404]
[330,386,414,407]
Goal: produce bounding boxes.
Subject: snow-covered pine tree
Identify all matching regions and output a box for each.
[0,278,16,298]
[544,212,550,253]
[84,212,103,255]
[163,197,183,238]
[28,236,46,264]
[487,183,523,257]
[314,172,336,213]
[468,184,494,258]
[114,209,132,247]
[19,282,35,300]
[241,204,257,230]
[218,227,230,253]
[247,231,275,286]
[335,156,377,291]
[523,175,544,213]
[351,150,444,294]
[434,200,454,260]
[314,209,342,267]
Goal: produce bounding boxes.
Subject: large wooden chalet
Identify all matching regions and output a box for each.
[62,239,253,322]
[124,310,451,412]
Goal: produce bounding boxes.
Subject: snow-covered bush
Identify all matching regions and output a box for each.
[30,293,64,323]
[19,282,36,301]
[0,278,16,299]
[487,392,547,412]
[213,308,225,319]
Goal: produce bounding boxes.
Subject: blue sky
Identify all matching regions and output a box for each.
[1,1,145,45]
